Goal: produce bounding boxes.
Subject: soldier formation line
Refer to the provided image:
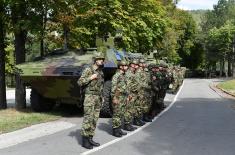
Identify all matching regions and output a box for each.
[78,52,185,149]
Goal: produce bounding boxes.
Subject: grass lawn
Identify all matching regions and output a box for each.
[0,108,62,134]
[217,79,235,95]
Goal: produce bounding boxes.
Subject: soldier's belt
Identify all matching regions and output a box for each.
[85,90,101,95]
[120,92,128,96]
[129,92,137,95]
[145,89,152,92]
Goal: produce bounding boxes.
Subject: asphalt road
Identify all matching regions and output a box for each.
[1,79,235,155]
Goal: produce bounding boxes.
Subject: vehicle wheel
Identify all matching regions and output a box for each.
[30,89,55,112]
[100,80,113,118]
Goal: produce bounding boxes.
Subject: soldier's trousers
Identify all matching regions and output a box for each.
[134,93,143,119]
[124,93,137,124]
[158,89,167,109]
[81,94,102,137]
[142,91,152,114]
[112,95,126,128]
[149,91,160,116]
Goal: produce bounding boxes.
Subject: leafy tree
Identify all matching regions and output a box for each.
[174,10,197,68]
[202,0,235,76]
[74,0,167,53]
[207,22,235,76]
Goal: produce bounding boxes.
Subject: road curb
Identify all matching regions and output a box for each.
[209,83,235,100]
[0,121,76,149]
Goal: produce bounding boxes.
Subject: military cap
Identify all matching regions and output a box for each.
[130,59,139,65]
[148,64,158,69]
[159,61,167,67]
[148,64,155,69]
[163,63,169,68]
[139,59,145,63]
[94,52,105,60]
[118,60,128,66]
[115,29,123,39]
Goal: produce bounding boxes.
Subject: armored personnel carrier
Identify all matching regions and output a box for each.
[16,35,142,116]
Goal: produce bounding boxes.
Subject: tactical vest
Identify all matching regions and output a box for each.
[85,66,104,96]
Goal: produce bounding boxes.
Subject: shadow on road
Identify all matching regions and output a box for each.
[97,119,112,135]
[129,97,235,155]
[68,129,82,145]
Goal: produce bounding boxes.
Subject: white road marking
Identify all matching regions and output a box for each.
[0,121,76,149]
[81,81,185,155]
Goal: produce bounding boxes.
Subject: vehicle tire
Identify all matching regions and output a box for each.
[100,80,113,118]
[30,89,55,112]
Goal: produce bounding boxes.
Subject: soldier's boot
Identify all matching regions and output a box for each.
[133,118,145,126]
[139,119,146,126]
[149,111,156,119]
[143,113,152,122]
[133,118,141,126]
[82,136,93,149]
[88,136,100,147]
[118,127,127,136]
[113,128,122,137]
[160,103,166,110]
[132,125,137,130]
[123,124,136,131]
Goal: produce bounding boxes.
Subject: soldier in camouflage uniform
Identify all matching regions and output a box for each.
[111,61,129,137]
[158,63,172,110]
[78,52,105,149]
[134,59,152,125]
[149,64,161,118]
[142,62,153,122]
[133,59,146,126]
[123,59,139,131]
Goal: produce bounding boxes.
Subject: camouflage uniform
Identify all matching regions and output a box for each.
[125,69,140,124]
[149,67,161,116]
[111,70,128,128]
[78,65,104,137]
[134,67,151,116]
[172,67,179,93]
[135,68,145,119]
[142,68,152,114]
[158,66,171,109]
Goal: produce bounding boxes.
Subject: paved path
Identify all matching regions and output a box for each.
[1,79,235,155]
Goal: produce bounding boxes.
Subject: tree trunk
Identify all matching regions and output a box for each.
[233,45,235,77]
[0,3,7,109]
[40,39,44,57]
[233,61,235,77]
[40,6,48,57]
[40,10,44,57]
[222,59,225,77]
[11,2,27,110]
[219,60,222,77]
[228,57,230,77]
[63,25,69,50]
[228,56,232,77]
[14,31,27,110]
